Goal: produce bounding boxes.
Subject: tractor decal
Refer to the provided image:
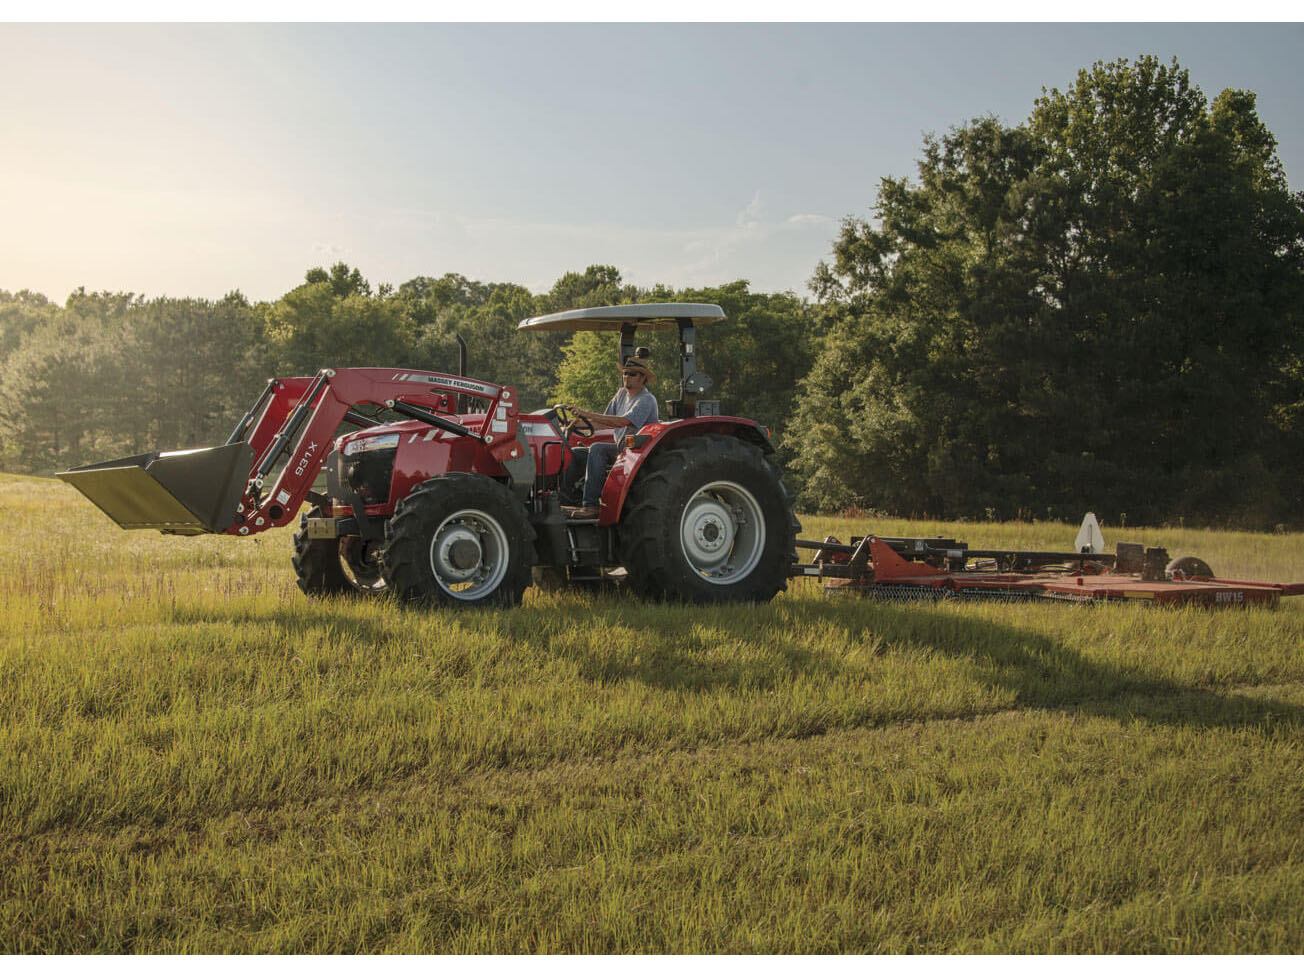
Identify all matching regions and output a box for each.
[389,373,498,396]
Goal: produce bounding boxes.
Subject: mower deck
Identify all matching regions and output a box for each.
[795,534,1303,609]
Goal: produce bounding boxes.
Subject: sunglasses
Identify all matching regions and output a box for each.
[621,370,645,378]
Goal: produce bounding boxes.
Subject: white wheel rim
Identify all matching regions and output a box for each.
[678,480,766,585]
[427,508,510,600]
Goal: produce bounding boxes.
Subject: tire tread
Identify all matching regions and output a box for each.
[619,434,798,603]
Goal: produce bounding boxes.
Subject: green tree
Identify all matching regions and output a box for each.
[547,266,647,408]
[674,281,818,433]
[0,289,57,362]
[551,278,816,450]
[396,272,495,346]
[0,315,120,471]
[265,268,415,376]
[0,290,267,469]
[436,283,553,405]
[794,57,1304,526]
[395,273,569,404]
[537,264,639,314]
[553,330,623,410]
[109,295,265,450]
[304,262,371,298]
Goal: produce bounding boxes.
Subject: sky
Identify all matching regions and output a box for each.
[1,22,1302,303]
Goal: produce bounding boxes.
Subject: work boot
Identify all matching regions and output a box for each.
[563,505,599,520]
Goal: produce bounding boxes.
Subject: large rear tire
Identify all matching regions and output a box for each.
[383,473,535,608]
[619,434,798,603]
[293,506,387,597]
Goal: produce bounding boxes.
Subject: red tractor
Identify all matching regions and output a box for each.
[59,304,801,607]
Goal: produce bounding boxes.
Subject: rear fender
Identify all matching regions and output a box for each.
[597,416,772,527]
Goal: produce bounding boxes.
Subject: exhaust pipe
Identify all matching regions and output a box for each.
[57,442,253,535]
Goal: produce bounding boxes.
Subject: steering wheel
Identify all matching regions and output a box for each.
[553,403,595,443]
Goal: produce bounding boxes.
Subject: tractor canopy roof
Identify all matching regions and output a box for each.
[517,303,726,332]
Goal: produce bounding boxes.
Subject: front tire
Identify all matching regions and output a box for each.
[293,506,387,597]
[619,434,798,603]
[383,473,535,608]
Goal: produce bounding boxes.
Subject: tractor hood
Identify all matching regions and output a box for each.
[335,416,484,455]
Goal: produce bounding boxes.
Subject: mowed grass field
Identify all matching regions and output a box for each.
[2,471,1303,953]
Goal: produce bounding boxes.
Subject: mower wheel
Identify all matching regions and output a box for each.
[1166,555,1214,579]
[619,434,798,603]
[292,506,385,597]
[383,473,535,608]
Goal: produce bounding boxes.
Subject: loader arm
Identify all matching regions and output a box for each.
[58,367,527,537]
[227,368,527,536]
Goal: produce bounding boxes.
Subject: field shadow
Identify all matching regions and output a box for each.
[798,599,1304,733]
[477,600,838,693]
[521,595,1304,734]
[167,602,403,652]
[166,590,1303,734]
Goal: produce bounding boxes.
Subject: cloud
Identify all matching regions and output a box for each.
[341,192,838,295]
[785,213,836,226]
[311,242,349,261]
[736,190,764,228]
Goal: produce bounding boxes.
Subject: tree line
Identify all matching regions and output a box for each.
[0,267,819,484]
[3,57,1302,528]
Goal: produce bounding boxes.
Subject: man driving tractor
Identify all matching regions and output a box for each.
[561,355,658,518]
[56,302,804,607]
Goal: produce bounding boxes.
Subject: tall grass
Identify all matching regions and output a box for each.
[2,473,1302,951]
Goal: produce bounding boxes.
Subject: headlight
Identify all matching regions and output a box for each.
[343,433,401,456]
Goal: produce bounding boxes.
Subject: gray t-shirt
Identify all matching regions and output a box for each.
[603,388,659,441]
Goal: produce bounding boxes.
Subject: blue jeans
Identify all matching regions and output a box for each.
[582,441,620,506]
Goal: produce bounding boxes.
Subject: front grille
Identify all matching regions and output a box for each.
[345,449,395,504]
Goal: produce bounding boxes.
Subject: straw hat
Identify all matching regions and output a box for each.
[621,356,655,384]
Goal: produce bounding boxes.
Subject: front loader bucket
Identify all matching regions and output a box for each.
[57,442,253,535]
